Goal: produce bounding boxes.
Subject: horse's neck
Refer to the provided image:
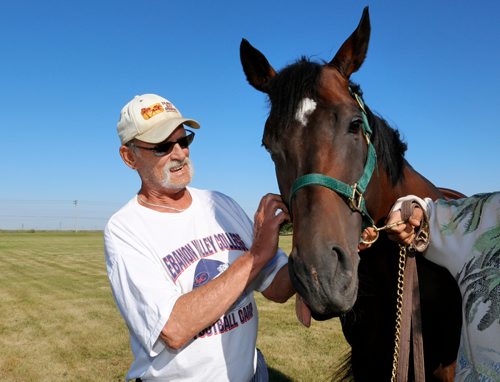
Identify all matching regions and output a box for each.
[368,161,443,223]
[399,163,443,198]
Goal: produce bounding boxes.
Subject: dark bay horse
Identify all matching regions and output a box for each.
[240,7,462,381]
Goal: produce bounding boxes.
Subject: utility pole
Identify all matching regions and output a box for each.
[73,200,79,232]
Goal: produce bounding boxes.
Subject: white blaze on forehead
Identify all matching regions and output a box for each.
[295,97,317,126]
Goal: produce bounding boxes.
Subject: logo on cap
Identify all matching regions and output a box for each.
[141,103,164,120]
[140,101,177,121]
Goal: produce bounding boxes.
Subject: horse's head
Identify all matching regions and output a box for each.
[241,8,375,318]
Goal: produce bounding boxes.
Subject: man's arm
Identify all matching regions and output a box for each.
[261,264,294,303]
[160,193,290,350]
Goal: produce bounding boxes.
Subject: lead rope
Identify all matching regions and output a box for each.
[391,244,407,382]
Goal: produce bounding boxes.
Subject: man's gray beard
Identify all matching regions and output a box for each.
[161,157,194,191]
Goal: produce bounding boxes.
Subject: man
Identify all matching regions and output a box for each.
[104,94,294,381]
[361,193,500,382]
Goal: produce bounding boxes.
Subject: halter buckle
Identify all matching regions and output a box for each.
[349,183,364,212]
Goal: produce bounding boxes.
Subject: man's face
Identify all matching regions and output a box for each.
[131,126,195,192]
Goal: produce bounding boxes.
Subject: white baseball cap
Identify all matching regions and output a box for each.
[117,94,200,144]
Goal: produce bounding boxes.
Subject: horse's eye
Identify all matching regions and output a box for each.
[348,118,363,134]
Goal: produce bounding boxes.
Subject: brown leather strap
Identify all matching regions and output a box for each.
[396,253,414,382]
[400,200,430,253]
[396,253,426,382]
[411,259,426,381]
[400,200,414,222]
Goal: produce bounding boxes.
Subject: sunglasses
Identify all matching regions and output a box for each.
[133,130,195,157]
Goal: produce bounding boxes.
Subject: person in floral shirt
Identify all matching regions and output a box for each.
[382,192,500,382]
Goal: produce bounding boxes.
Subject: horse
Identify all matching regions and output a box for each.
[240,7,462,381]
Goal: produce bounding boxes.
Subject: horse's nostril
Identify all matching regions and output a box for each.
[331,246,344,259]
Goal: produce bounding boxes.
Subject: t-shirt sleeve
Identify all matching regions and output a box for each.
[104,223,180,356]
[253,248,289,292]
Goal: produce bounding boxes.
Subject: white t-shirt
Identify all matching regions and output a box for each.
[104,187,288,381]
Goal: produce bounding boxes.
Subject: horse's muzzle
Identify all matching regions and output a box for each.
[288,244,359,319]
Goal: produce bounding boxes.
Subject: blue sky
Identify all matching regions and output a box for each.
[1,1,499,230]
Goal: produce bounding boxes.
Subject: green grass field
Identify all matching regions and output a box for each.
[0,231,348,381]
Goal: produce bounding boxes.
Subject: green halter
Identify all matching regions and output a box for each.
[289,90,377,229]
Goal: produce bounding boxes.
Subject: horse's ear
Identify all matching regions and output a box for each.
[240,38,277,94]
[328,6,371,79]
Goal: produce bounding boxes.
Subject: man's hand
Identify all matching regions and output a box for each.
[251,194,290,266]
[358,202,425,251]
[386,205,424,246]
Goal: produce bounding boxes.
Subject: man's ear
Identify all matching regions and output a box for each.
[119,145,137,169]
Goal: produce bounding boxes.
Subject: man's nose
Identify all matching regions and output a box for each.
[169,142,188,159]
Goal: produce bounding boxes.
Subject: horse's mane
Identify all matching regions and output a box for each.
[266,58,408,185]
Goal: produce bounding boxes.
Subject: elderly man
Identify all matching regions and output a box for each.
[104,94,294,381]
